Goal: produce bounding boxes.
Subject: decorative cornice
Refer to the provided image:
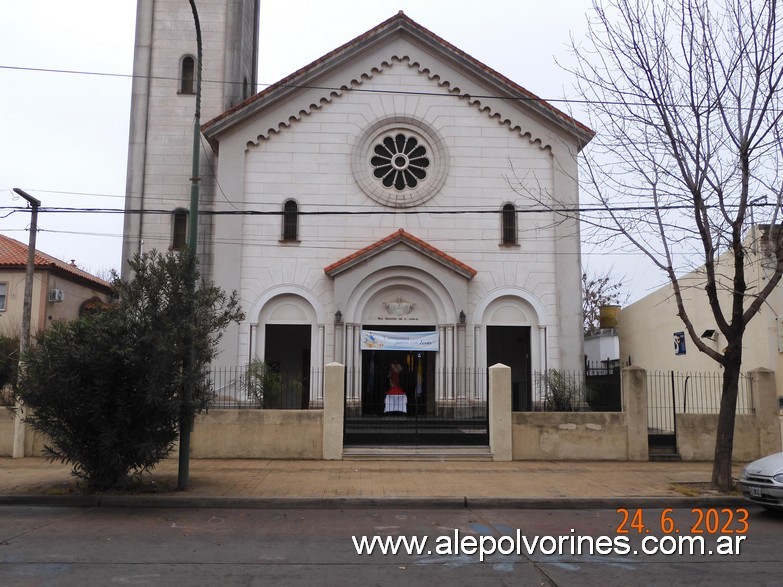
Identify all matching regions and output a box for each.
[241,57,556,152]
[202,12,594,151]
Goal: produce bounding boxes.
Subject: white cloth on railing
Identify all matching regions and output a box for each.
[384,394,407,413]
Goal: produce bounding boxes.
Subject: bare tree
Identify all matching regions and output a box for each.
[582,269,626,334]
[559,0,783,491]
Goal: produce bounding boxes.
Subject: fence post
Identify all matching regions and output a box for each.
[622,365,649,461]
[322,362,345,460]
[489,363,512,461]
[749,368,781,455]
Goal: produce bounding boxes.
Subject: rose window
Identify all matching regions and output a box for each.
[371,134,430,191]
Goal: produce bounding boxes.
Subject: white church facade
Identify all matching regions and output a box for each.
[122,2,593,418]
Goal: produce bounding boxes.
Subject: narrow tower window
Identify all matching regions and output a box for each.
[180,56,195,94]
[282,200,299,242]
[501,203,517,245]
[172,210,188,250]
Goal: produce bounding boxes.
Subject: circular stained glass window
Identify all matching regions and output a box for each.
[352,118,448,208]
[371,134,430,191]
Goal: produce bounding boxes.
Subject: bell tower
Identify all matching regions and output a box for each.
[122,0,260,276]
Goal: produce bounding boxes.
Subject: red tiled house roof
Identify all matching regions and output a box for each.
[0,234,111,291]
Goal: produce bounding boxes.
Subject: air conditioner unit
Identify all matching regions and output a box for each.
[48,289,64,303]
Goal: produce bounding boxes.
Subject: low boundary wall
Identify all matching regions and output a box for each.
[190,410,323,459]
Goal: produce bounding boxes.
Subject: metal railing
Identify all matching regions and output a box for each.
[209,366,323,409]
[528,368,622,412]
[647,370,753,435]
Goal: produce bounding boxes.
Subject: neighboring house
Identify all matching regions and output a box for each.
[0,234,112,337]
[122,3,593,415]
[584,329,620,368]
[618,225,783,393]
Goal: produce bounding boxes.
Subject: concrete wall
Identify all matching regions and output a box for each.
[0,410,12,457]
[512,412,629,460]
[676,414,759,461]
[673,368,781,461]
[190,410,322,459]
[0,410,48,458]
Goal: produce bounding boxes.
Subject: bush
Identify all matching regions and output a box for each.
[15,250,243,490]
[537,369,585,412]
[245,360,282,408]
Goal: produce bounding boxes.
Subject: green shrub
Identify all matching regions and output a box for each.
[15,250,243,490]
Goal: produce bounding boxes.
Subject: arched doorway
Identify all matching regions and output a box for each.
[479,293,544,411]
[255,294,319,408]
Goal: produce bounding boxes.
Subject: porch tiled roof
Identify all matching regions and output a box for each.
[0,233,111,291]
[324,228,477,279]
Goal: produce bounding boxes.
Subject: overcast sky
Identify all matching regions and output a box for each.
[0,0,663,302]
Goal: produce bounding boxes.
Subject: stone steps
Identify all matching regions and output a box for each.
[343,445,494,461]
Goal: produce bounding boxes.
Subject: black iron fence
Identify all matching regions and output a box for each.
[528,366,622,412]
[647,370,753,435]
[343,367,488,446]
[209,366,323,409]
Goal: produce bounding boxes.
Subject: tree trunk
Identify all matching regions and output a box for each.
[711,358,741,491]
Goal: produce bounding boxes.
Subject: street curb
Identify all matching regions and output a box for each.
[0,494,749,509]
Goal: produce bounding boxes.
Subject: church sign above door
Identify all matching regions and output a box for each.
[360,329,440,351]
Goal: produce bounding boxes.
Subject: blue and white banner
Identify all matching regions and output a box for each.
[360,329,439,351]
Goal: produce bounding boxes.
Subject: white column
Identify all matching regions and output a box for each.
[436,326,445,402]
[315,324,325,406]
[323,362,345,460]
[457,324,466,399]
[474,325,484,400]
[334,322,344,364]
[539,326,548,372]
[489,363,512,461]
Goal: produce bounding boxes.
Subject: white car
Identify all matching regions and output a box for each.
[738,452,783,510]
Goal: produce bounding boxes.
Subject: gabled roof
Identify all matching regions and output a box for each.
[0,234,112,291]
[203,11,594,149]
[324,229,477,280]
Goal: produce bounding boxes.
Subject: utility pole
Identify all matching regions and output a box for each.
[11,188,41,459]
[178,0,203,491]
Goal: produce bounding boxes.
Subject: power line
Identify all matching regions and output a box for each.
[2,63,769,112]
[2,226,650,256]
[0,201,775,217]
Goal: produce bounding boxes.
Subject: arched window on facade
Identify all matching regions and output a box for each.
[501,203,517,246]
[172,209,188,250]
[282,200,299,242]
[179,55,195,94]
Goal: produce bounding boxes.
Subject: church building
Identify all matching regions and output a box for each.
[122,1,593,420]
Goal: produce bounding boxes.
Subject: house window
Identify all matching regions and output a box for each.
[282,200,299,242]
[180,56,195,94]
[172,210,188,250]
[0,283,7,311]
[501,203,517,245]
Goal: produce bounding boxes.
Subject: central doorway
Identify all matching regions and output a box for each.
[344,325,488,446]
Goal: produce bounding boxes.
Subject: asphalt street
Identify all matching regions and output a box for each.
[1,505,781,586]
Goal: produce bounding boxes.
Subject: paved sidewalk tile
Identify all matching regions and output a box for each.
[0,457,744,502]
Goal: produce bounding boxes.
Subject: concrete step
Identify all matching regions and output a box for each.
[343,446,494,461]
[649,450,682,462]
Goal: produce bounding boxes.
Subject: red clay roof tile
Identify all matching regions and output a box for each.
[203,12,593,141]
[324,228,477,279]
[0,233,111,291]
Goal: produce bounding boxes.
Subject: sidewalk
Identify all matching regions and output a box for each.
[0,457,747,509]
